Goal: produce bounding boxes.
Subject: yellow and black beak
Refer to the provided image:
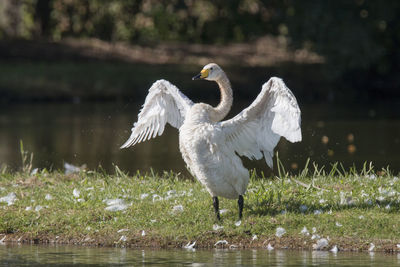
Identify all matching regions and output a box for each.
[192,69,209,80]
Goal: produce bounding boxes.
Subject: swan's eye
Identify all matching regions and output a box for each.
[210,67,213,71]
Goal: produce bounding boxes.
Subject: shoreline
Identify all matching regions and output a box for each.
[1,234,399,253]
[1,168,400,253]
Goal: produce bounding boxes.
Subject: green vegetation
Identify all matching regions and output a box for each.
[1,153,400,251]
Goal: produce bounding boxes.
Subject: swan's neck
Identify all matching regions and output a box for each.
[210,72,233,122]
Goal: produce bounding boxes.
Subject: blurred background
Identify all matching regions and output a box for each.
[0,0,399,175]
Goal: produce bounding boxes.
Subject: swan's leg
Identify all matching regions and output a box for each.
[213,196,221,221]
[238,195,244,219]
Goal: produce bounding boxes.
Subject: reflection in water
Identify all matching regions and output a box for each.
[1,244,400,266]
[0,102,400,175]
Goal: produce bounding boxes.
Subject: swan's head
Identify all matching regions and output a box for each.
[192,63,223,81]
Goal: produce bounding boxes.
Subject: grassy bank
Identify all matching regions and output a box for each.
[1,162,400,252]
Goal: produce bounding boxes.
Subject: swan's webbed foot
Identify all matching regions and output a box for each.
[238,195,244,220]
[213,196,221,221]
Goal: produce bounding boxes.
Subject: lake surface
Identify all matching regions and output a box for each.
[1,244,400,266]
[0,102,399,176]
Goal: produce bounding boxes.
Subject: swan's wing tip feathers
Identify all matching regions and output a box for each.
[120,140,131,149]
[120,143,128,149]
[220,76,301,168]
[120,134,136,149]
[121,79,192,147]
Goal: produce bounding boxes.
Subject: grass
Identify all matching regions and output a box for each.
[1,152,400,252]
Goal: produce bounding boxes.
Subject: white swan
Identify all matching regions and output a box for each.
[121,63,302,220]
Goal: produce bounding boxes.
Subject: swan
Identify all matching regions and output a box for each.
[121,63,302,220]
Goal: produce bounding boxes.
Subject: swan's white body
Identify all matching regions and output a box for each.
[121,63,302,202]
[179,103,249,199]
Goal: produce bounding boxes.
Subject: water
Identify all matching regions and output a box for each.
[1,102,399,175]
[1,244,400,266]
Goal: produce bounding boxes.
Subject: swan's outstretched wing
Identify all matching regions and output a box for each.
[121,79,193,148]
[219,77,301,168]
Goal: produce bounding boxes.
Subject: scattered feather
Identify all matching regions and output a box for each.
[72,189,80,198]
[64,163,82,175]
[30,168,39,176]
[167,190,176,196]
[35,205,43,212]
[0,236,6,244]
[150,219,157,223]
[105,204,128,212]
[312,227,317,233]
[252,235,258,241]
[220,209,229,214]
[214,240,228,246]
[213,224,224,231]
[105,199,128,211]
[119,235,127,242]
[184,241,196,250]
[45,194,52,200]
[117,229,129,233]
[377,196,385,202]
[300,226,310,236]
[313,238,329,250]
[340,192,354,206]
[396,244,400,249]
[275,227,286,238]
[235,220,242,227]
[369,243,375,252]
[266,243,274,250]
[141,230,146,236]
[0,192,17,206]
[152,194,163,202]
[140,193,149,200]
[335,222,343,227]
[172,205,184,213]
[330,245,338,253]
[314,209,323,215]
[359,215,365,219]
[25,206,32,211]
[311,234,320,240]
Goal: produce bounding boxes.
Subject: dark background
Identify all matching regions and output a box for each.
[0,0,399,104]
[1,0,399,175]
